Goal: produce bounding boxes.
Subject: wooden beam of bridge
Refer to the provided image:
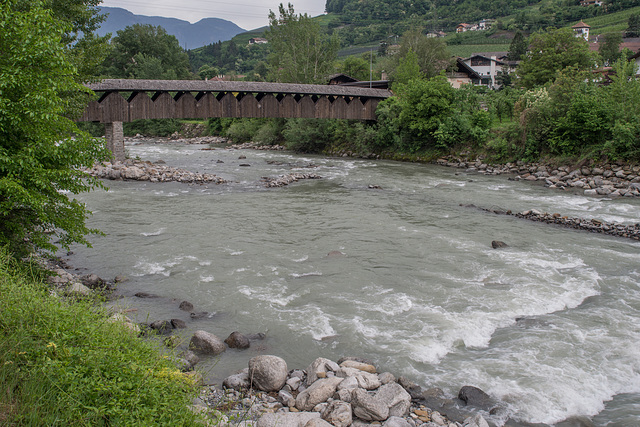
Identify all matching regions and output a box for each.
[80,79,392,123]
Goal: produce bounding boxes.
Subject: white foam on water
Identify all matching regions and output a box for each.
[238,280,302,307]
[284,306,337,341]
[290,271,322,278]
[199,275,215,283]
[141,228,165,236]
[293,255,309,262]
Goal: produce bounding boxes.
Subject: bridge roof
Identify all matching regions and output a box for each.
[85,79,392,99]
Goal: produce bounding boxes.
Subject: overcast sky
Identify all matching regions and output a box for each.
[101,0,327,30]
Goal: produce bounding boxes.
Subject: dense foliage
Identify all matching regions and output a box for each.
[516,28,595,89]
[0,249,204,425]
[101,24,192,79]
[266,3,339,83]
[188,40,270,78]
[0,0,109,256]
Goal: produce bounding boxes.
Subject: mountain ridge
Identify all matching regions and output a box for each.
[96,6,246,49]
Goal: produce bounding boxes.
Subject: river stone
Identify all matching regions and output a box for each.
[462,414,490,427]
[397,376,423,400]
[189,330,226,355]
[278,389,296,407]
[306,357,340,386]
[384,416,413,427]
[339,360,377,373]
[123,166,144,180]
[179,350,199,369]
[81,273,103,289]
[249,355,288,392]
[66,282,92,297]
[374,372,393,386]
[296,377,343,411]
[171,319,186,329]
[287,376,302,391]
[337,376,359,390]
[179,301,194,311]
[378,382,412,417]
[224,331,250,349]
[458,386,494,410]
[321,400,352,427]
[223,370,250,391]
[305,419,333,427]
[150,320,173,335]
[256,412,320,427]
[337,367,381,390]
[491,240,508,249]
[351,388,389,421]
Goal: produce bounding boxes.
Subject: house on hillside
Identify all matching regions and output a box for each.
[426,30,447,38]
[572,21,591,41]
[456,23,477,33]
[580,0,603,6]
[248,37,268,45]
[458,54,514,89]
[477,19,496,30]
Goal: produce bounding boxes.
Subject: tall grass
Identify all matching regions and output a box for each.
[0,249,205,426]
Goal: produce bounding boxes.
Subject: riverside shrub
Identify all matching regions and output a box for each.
[0,248,204,425]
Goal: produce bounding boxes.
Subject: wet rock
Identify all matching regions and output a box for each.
[247,332,267,340]
[458,386,495,411]
[249,355,288,392]
[397,376,423,400]
[135,292,158,298]
[223,369,251,391]
[179,300,194,311]
[81,274,104,289]
[224,331,251,349]
[171,319,187,329]
[190,311,209,319]
[491,241,509,249]
[150,320,173,335]
[189,330,226,355]
[179,350,199,370]
[462,414,490,427]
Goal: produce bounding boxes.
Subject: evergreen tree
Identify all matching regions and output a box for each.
[508,31,528,61]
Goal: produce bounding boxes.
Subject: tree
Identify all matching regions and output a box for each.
[516,28,595,89]
[101,24,192,79]
[393,49,423,86]
[339,56,371,81]
[626,13,640,38]
[266,3,339,84]
[381,29,453,82]
[599,32,623,66]
[508,30,528,61]
[0,0,109,256]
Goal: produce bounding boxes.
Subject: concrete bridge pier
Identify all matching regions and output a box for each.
[105,121,125,163]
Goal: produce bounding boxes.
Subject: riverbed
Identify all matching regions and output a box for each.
[66,140,640,426]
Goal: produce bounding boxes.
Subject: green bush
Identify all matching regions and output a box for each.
[123,119,183,137]
[225,118,264,143]
[283,119,335,152]
[0,249,204,426]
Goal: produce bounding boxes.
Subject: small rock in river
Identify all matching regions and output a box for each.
[491,241,508,249]
[179,300,194,311]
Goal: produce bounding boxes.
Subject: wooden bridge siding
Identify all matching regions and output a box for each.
[81,91,383,122]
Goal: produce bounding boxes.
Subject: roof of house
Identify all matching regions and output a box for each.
[455,58,482,79]
[572,20,591,29]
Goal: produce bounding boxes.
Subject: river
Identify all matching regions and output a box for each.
[66,140,640,426]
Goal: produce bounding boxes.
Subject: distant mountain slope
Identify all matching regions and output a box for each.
[96,7,246,49]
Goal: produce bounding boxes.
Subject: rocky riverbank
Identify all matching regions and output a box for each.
[437,156,640,198]
[85,159,227,184]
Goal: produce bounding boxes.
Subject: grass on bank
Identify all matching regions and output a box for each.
[0,248,205,426]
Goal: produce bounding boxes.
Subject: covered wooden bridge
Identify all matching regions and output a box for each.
[80,79,392,161]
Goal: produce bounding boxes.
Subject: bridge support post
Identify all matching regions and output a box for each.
[105,121,125,163]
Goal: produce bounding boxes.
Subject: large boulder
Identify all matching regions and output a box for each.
[458,386,495,410]
[189,330,226,355]
[249,355,288,392]
[296,377,344,411]
[351,382,412,421]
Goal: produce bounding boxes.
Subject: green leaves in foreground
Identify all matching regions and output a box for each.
[0,1,110,256]
[0,249,203,425]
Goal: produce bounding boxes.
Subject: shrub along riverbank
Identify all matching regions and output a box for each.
[0,248,205,426]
